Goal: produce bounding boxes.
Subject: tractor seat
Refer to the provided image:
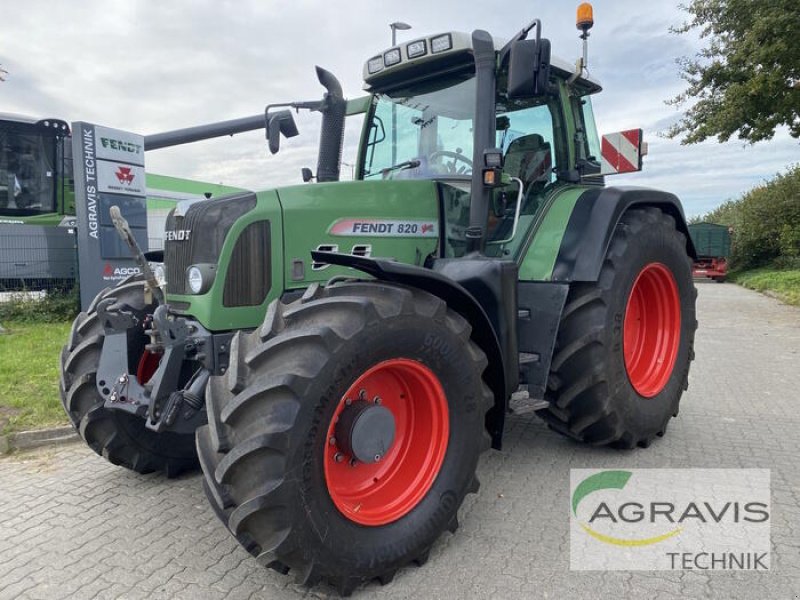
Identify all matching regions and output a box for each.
[503,134,553,208]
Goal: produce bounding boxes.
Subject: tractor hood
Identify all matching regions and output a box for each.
[277,179,441,287]
[163,179,441,332]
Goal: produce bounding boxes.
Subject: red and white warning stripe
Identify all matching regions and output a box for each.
[600,129,645,175]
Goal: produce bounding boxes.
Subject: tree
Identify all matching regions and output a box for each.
[667,0,800,144]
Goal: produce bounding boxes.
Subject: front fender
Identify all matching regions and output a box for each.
[311,251,511,448]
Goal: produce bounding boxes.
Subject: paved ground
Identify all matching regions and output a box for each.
[1,282,799,599]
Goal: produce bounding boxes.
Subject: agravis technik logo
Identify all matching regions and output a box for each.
[570,469,770,570]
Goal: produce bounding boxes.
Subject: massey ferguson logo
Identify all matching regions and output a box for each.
[165,229,191,241]
[115,166,135,185]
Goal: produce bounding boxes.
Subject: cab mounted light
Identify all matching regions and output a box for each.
[430,34,452,53]
[406,39,427,58]
[367,56,384,74]
[569,2,594,83]
[383,48,402,67]
[482,148,504,187]
[576,2,594,34]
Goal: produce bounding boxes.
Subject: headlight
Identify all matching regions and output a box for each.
[187,266,203,294]
[186,264,216,294]
[149,262,166,288]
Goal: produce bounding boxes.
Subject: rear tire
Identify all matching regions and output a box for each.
[59,277,198,476]
[537,207,697,448]
[197,281,492,594]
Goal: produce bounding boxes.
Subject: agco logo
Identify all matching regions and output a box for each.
[165,229,191,241]
[115,166,135,185]
[103,263,141,279]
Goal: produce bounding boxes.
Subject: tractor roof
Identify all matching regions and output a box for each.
[363,31,602,93]
[0,112,39,125]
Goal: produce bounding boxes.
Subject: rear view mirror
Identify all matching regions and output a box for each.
[507,38,551,99]
[599,129,647,175]
[265,110,299,155]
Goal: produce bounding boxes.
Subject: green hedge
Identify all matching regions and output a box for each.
[0,288,79,323]
[694,165,800,270]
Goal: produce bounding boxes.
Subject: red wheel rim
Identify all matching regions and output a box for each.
[136,350,160,384]
[323,358,449,526]
[623,262,681,398]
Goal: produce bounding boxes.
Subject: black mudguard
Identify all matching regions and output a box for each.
[311,251,514,449]
[552,186,697,282]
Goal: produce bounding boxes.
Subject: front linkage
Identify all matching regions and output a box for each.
[94,297,230,435]
[94,205,233,435]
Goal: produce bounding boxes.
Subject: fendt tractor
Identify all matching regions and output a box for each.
[60,5,697,594]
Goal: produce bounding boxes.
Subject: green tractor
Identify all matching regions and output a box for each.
[60,7,697,595]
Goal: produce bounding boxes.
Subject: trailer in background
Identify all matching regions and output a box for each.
[688,222,732,282]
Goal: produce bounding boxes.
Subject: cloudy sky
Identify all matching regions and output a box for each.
[2,0,797,216]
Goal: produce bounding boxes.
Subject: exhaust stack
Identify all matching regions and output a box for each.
[315,66,347,183]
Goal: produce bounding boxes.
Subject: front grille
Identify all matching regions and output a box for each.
[223,220,271,307]
[164,193,256,295]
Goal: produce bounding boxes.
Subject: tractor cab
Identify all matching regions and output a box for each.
[357,28,605,258]
[0,115,71,218]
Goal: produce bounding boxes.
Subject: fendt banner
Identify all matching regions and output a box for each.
[71,123,148,309]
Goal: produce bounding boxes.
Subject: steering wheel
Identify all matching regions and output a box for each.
[429,150,473,175]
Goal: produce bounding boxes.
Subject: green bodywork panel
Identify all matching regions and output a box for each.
[166,180,439,332]
[279,180,439,288]
[167,189,285,331]
[517,185,588,281]
[3,212,65,226]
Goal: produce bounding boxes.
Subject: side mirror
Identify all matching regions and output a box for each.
[507,38,551,99]
[599,129,647,175]
[265,110,299,155]
[301,167,314,182]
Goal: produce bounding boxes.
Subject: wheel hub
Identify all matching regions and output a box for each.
[334,400,396,464]
[323,358,450,526]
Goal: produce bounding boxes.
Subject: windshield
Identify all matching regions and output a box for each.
[362,75,476,180]
[0,124,57,216]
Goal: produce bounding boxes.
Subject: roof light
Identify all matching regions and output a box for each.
[406,39,427,58]
[367,56,384,74]
[430,34,452,54]
[577,2,594,32]
[384,48,402,67]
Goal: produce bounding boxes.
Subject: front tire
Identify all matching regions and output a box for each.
[197,281,493,594]
[537,207,697,448]
[59,278,198,476]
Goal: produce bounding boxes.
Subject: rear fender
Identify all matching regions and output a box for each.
[552,186,697,282]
